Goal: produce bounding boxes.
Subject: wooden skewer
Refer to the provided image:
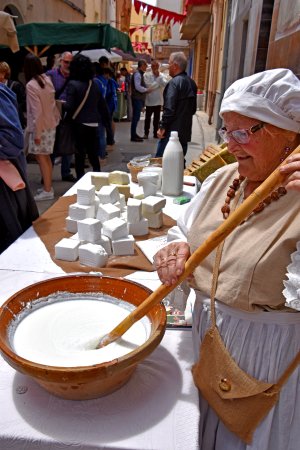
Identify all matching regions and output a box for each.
[97,145,300,348]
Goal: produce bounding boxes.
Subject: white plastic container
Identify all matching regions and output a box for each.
[161,131,184,196]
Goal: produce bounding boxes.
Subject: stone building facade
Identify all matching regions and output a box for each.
[0,0,86,24]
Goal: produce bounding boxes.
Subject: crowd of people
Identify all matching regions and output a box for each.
[0,51,196,202]
[1,49,300,449]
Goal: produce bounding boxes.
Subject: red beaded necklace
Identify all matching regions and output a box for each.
[221,175,287,219]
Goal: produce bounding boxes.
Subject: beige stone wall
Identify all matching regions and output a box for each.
[0,0,85,24]
[84,0,108,24]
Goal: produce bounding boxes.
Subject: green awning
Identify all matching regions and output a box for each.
[13,22,135,56]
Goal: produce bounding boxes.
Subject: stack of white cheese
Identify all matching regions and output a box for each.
[55,171,166,267]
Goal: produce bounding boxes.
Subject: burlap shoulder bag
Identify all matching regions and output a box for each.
[192,241,300,444]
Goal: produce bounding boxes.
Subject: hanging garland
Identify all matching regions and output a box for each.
[129,25,151,36]
[133,0,186,25]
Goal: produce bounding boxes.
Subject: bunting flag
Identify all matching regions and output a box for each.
[129,25,150,36]
[133,0,186,25]
[132,42,152,53]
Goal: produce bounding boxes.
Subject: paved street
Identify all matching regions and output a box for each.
[27,111,218,215]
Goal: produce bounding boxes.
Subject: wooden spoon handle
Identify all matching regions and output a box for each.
[98,145,300,348]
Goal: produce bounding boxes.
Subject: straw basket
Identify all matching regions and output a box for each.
[127,157,162,183]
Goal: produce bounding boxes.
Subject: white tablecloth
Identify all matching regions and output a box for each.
[0,173,200,449]
[0,173,198,275]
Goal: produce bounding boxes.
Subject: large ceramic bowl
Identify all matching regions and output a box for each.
[0,275,166,400]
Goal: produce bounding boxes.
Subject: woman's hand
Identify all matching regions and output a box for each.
[154,242,191,286]
[157,128,165,139]
[280,153,300,191]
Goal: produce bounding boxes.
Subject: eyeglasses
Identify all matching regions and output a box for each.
[218,122,264,144]
[62,60,71,64]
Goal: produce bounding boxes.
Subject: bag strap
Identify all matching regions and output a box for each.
[72,80,92,120]
[209,178,300,387]
[9,80,16,90]
[210,182,243,326]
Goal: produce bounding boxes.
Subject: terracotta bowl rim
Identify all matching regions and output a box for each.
[0,275,166,375]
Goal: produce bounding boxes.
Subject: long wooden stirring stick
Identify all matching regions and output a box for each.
[97,145,300,348]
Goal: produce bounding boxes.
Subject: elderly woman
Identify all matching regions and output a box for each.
[154,68,300,450]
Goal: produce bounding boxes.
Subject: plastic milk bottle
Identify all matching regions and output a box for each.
[161,131,184,196]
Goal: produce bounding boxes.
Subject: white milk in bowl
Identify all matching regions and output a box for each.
[11,292,151,367]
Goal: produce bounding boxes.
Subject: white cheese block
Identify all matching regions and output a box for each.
[142,196,166,214]
[77,186,95,205]
[108,171,130,185]
[112,235,135,256]
[114,184,131,200]
[69,203,95,220]
[77,218,102,243]
[137,171,158,197]
[66,216,78,233]
[79,243,108,268]
[114,194,126,211]
[70,233,87,244]
[127,198,142,223]
[119,194,127,210]
[120,210,128,221]
[142,210,163,229]
[132,186,144,200]
[128,217,149,236]
[94,235,112,255]
[91,173,109,190]
[94,196,100,215]
[97,185,120,204]
[142,166,162,189]
[55,238,80,262]
[96,203,120,223]
[102,217,128,240]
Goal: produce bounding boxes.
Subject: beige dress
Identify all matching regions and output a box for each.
[168,163,300,450]
[26,74,60,155]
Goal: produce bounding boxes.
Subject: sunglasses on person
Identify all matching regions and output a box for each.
[218,122,264,144]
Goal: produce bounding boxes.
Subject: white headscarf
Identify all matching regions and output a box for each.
[220,68,300,133]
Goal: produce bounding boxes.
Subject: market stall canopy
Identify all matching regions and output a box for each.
[73,48,122,63]
[9,22,135,57]
[113,48,151,63]
[0,11,19,52]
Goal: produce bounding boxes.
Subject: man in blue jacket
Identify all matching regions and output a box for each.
[155,52,197,161]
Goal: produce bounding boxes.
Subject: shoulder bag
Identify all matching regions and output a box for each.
[53,80,92,156]
[192,192,300,444]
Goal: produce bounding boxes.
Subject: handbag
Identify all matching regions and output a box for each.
[53,80,92,156]
[192,227,300,444]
